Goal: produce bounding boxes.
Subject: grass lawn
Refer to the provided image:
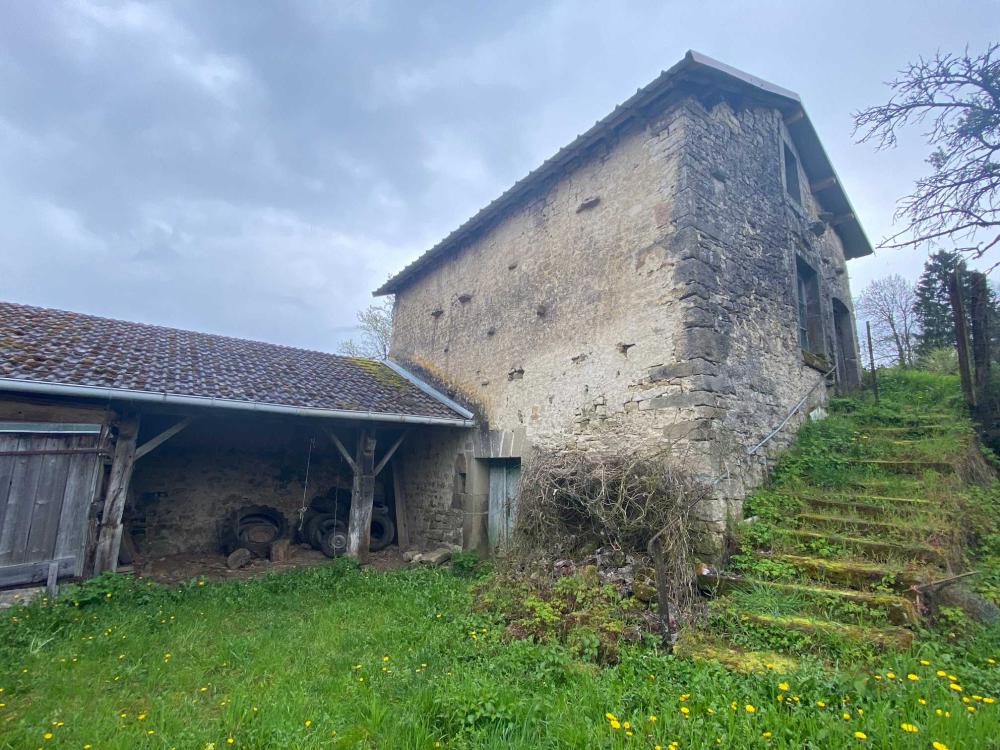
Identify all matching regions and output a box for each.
[1,560,999,750]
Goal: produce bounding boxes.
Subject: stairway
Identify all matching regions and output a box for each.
[677,394,975,671]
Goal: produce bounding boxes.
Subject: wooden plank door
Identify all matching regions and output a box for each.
[0,431,104,586]
[487,460,520,550]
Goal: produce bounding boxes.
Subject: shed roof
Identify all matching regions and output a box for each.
[375,50,872,297]
[0,301,472,426]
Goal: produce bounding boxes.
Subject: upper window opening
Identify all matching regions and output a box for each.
[796,257,821,354]
[783,142,801,203]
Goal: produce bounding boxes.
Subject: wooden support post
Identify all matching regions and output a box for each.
[328,430,358,473]
[392,460,410,551]
[949,269,975,408]
[93,415,140,574]
[970,271,992,426]
[865,321,879,405]
[346,428,376,561]
[134,417,192,461]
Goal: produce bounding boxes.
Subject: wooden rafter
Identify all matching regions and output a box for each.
[328,430,358,473]
[134,417,193,461]
[373,432,407,477]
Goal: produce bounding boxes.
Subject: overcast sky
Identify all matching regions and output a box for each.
[1,1,998,352]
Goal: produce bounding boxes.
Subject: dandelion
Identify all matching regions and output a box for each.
[778,682,789,691]
[949,683,962,692]
[936,670,947,677]
[933,743,950,750]
[886,672,896,679]
[968,706,976,713]
[900,723,918,733]
[843,712,851,721]
[680,707,690,715]
[920,660,930,665]
[762,731,772,737]
[227,739,234,745]
[745,704,756,713]
[383,656,389,662]
[605,713,617,722]
[816,701,826,708]
[304,720,312,727]
[918,698,927,705]
[43,733,53,740]
[623,721,631,729]
[610,719,621,730]
[648,715,657,722]
[984,697,995,704]
[854,731,867,740]
[907,674,919,681]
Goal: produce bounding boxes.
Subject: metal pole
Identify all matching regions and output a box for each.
[866,321,879,405]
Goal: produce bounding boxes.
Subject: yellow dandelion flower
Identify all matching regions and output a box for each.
[778,682,789,691]
[843,712,851,721]
[226,740,234,745]
[984,697,995,704]
[936,709,943,716]
[304,720,311,727]
[649,715,657,722]
[622,721,631,730]
[920,660,930,665]
[43,733,53,740]
[609,719,621,730]
[816,701,826,708]
[625,730,633,737]
[745,704,756,713]
[762,731,772,738]
[968,706,976,713]
[777,694,784,702]
[854,731,867,740]
[949,683,962,692]
[907,674,919,681]
[936,670,947,677]
[918,698,927,705]
[900,722,918,733]
[383,656,389,662]
[886,672,896,679]
[948,674,957,681]
[680,707,690,715]
[932,743,949,750]
[605,713,617,722]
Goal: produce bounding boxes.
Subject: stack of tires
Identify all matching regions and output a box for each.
[298,490,395,557]
[221,505,288,557]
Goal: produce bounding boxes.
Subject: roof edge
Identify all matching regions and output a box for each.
[0,377,475,428]
[383,359,475,419]
[375,50,872,296]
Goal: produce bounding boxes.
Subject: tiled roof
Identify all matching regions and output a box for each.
[0,301,468,423]
[375,50,871,296]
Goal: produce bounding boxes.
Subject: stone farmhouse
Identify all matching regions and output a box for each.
[0,52,870,590]
[378,51,871,558]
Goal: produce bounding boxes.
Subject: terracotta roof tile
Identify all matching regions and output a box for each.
[0,301,465,422]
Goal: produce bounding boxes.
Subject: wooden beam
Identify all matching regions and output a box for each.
[373,432,407,477]
[346,428,376,561]
[392,460,409,551]
[783,109,805,125]
[809,176,837,192]
[134,417,192,461]
[92,415,140,574]
[328,431,357,473]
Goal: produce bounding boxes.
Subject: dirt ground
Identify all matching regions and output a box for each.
[135,544,408,584]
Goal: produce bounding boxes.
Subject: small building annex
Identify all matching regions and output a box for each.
[0,301,472,589]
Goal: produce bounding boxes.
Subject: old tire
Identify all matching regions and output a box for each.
[368,511,395,552]
[231,505,287,557]
[319,522,349,558]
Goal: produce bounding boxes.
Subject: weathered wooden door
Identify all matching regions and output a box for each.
[487,460,520,550]
[0,427,105,587]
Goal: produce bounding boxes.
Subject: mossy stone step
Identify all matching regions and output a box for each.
[767,553,928,590]
[673,634,798,673]
[697,573,918,625]
[799,496,943,520]
[847,459,956,475]
[736,612,914,650]
[794,512,946,541]
[776,528,949,564]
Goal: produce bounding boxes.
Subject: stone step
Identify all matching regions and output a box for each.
[794,512,946,542]
[766,553,929,590]
[848,459,956,475]
[697,573,919,625]
[736,612,914,650]
[799,496,943,520]
[776,528,949,565]
[672,634,799,673]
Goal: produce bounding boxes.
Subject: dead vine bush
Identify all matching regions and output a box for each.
[511,447,712,621]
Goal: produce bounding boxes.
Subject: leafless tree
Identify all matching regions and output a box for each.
[338,297,393,359]
[855,275,919,366]
[854,43,1000,259]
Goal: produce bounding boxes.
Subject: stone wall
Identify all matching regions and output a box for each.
[130,416,388,557]
[388,89,862,560]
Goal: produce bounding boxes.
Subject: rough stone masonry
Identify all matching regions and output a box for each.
[379,54,868,560]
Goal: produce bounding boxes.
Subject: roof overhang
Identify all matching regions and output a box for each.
[0,376,476,428]
[375,50,872,297]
